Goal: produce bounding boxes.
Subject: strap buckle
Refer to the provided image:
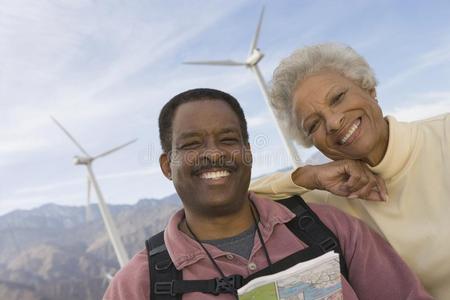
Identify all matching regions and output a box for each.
[320,237,338,252]
[154,281,175,296]
[214,275,242,295]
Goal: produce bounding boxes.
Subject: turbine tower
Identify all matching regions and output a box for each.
[51,116,133,267]
[184,7,302,168]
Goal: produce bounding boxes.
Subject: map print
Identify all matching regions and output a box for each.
[276,258,342,300]
[238,252,343,300]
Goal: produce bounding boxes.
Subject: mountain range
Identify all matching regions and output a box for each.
[0,194,182,300]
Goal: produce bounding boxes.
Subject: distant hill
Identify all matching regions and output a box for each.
[0,194,181,300]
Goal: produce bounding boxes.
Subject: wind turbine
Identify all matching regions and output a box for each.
[51,116,132,268]
[184,7,302,168]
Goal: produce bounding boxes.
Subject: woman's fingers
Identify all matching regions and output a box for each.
[345,161,387,201]
[348,181,381,201]
[375,175,389,201]
[295,159,389,202]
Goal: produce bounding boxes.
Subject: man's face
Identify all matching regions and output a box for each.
[292,70,388,165]
[160,100,252,217]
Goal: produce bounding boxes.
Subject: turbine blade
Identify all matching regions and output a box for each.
[184,60,245,66]
[86,176,92,222]
[93,138,137,159]
[50,116,90,156]
[249,6,265,55]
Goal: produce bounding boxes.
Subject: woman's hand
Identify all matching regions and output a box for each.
[292,160,388,201]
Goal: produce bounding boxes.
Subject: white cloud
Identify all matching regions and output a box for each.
[247,113,270,127]
[15,179,83,195]
[0,195,51,214]
[381,43,450,90]
[387,92,450,121]
[15,167,161,195]
[0,137,48,154]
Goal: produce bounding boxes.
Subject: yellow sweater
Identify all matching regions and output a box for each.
[250,114,450,299]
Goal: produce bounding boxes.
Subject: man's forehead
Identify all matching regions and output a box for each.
[173,100,238,123]
[172,100,241,135]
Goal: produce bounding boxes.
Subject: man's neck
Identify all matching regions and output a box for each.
[181,201,255,241]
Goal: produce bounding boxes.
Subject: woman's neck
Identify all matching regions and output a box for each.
[365,117,390,166]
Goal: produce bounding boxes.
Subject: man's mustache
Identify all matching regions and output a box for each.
[191,159,237,175]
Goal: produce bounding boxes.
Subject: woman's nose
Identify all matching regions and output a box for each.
[325,111,345,133]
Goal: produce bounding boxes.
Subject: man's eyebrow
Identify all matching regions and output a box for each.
[218,127,240,134]
[177,127,239,140]
[178,131,202,140]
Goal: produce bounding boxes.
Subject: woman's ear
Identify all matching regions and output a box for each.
[159,153,172,180]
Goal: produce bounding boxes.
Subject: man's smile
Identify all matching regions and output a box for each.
[196,168,232,185]
[199,169,231,180]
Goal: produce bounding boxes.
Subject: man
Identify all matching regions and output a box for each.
[103,88,430,299]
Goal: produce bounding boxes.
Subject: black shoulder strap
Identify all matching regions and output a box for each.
[277,195,349,279]
[146,231,182,300]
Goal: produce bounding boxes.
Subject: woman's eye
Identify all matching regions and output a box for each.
[307,121,320,135]
[331,92,345,105]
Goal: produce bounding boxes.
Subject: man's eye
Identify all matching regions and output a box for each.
[221,138,238,144]
[181,142,200,149]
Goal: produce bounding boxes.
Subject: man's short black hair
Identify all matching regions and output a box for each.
[159,88,249,152]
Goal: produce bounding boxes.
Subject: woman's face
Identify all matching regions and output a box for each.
[292,70,389,166]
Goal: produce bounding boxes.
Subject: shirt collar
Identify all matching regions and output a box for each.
[164,192,295,269]
[370,116,418,180]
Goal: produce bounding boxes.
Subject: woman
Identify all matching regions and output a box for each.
[251,43,450,299]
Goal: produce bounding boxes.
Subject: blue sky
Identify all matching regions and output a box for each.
[1,0,450,215]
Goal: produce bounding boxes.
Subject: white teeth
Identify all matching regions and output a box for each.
[200,170,230,180]
[340,119,361,144]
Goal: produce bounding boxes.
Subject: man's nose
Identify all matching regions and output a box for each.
[201,140,225,160]
[325,111,345,133]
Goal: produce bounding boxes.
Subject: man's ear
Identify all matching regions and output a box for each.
[159,153,172,180]
[368,88,377,101]
[244,143,253,166]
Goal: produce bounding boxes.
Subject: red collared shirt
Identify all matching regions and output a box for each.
[104,192,431,300]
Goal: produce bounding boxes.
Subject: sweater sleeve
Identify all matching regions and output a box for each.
[249,171,310,199]
[310,203,432,300]
[103,250,150,300]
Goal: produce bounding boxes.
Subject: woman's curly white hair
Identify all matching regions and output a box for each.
[270,43,378,147]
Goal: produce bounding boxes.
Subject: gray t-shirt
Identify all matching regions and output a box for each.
[203,224,256,260]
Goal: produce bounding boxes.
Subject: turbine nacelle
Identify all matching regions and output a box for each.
[183,7,266,69]
[73,156,93,165]
[245,48,264,66]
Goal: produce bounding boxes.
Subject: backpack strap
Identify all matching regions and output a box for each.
[146,232,243,299]
[277,195,349,280]
[146,231,182,300]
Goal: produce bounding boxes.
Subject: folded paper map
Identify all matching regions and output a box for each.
[238,251,342,300]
